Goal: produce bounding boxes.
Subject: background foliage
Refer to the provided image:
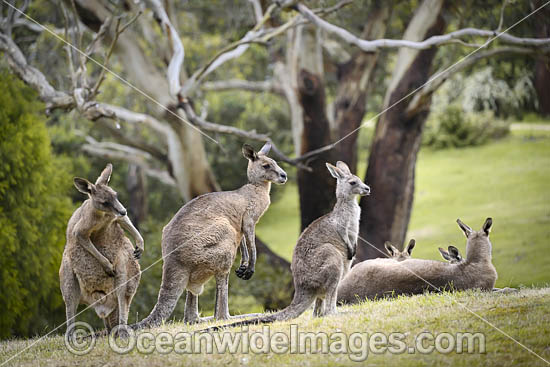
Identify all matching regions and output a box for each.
[0,70,73,338]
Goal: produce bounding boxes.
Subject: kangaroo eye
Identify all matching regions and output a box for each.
[102,201,110,206]
[262,164,270,169]
[349,181,357,186]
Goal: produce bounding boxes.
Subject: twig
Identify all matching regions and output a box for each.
[90,11,142,98]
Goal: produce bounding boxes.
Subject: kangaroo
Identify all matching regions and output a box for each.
[133,142,286,329]
[385,239,416,261]
[337,218,497,303]
[59,164,144,331]
[202,161,370,331]
[438,245,463,264]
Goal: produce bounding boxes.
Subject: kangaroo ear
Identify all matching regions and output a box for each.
[439,247,451,261]
[456,219,473,237]
[74,178,93,195]
[448,246,462,261]
[482,217,493,236]
[326,163,344,179]
[384,242,395,256]
[406,239,416,255]
[95,163,113,185]
[242,144,258,161]
[258,141,272,156]
[336,161,351,175]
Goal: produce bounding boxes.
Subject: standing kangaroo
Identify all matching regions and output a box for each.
[385,239,416,261]
[203,161,370,331]
[338,218,497,303]
[59,164,144,331]
[133,142,287,328]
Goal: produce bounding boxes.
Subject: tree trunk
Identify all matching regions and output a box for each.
[294,5,390,230]
[126,164,148,230]
[332,2,390,172]
[297,69,337,230]
[283,25,335,230]
[534,0,550,116]
[357,0,447,261]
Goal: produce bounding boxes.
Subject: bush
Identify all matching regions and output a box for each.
[0,70,73,338]
[423,105,510,150]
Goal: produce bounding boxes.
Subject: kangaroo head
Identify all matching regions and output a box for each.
[439,245,464,264]
[385,239,415,261]
[73,163,127,217]
[456,217,493,262]
[326,161,370,199]
[242,142,287,185]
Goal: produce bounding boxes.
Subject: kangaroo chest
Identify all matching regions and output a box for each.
[336,201,361,236]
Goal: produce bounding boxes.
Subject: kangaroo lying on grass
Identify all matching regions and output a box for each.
[59,164,144,331]
[133,143,287,328]
[439,245,463,264]
[385,239,416,261]
[202,161,370,331]
[437,245,515,293]
[338,218,497,303]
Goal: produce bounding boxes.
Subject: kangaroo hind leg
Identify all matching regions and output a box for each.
[60,266,81,329]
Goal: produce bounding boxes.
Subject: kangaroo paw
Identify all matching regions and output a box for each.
[235,264,248,279]
[241,268,254,280]
[133,247,142,260]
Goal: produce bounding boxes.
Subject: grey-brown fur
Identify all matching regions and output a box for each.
[59,164,144,331]
[203,161,370,331]
[338,218,497,303]
[438,245,463,264]
[385,239,416,261]
[133,143,286,329]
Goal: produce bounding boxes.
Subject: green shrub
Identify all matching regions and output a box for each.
[0,70,73,338]
[423,105,510,149]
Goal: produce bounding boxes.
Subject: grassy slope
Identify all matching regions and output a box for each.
[257,129,550,288]
[1,288,549,366]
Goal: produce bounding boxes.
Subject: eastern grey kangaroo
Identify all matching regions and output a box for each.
[59,164,144,331]
[338,218,497,303]
[385,239,416,261]
[439,245,463,264]
[133,142,287,328]
[202,161,370,331]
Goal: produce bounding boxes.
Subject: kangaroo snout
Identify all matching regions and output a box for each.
[360,185,371,196]
[278,171,288,184]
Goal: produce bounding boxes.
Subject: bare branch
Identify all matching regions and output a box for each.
[90,11,141,98]
[82,140,176,186]
[296,3,550,52]
[0,32,74,110]
[248,0,263,24]
[84,17,112,56]
[96,119,168,163]
[496,0,510,33]
[179,1,352,97]
[406,46,540,117]
[201,79,284,95]
[148,0,183,97]
[80,101,174,139]
[180,100,336,170]
[12,17,42,32]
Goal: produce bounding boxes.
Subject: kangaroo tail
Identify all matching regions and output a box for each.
[131,267,187,330]
[200,291,315,333]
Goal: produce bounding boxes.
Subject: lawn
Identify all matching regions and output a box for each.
[256,128,550,288]
[1,288,549,366]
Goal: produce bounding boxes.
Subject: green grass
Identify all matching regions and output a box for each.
[2,288,549,366]
[257,130,550,288]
